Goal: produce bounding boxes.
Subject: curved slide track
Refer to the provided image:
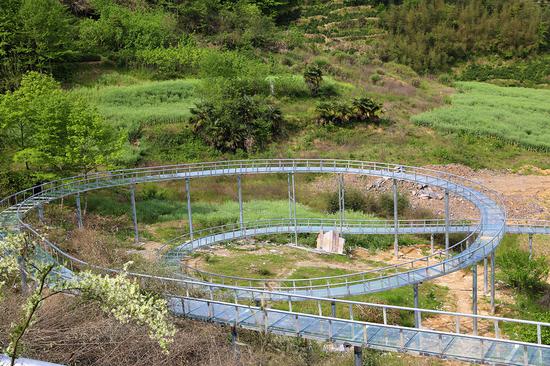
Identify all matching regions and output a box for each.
[1,159,550,365]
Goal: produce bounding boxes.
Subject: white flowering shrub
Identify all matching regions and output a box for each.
[72,268,176,352]
[0,233,25,299]
[2,234,176,362]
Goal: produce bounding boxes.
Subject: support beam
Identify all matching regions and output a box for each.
[430,234,434,255]
[231,325,239,359]
[528,234,534,260]
[75,192,83,229]
[288,173,297,245]
[354,346,362,366]
[237,175,244,229]
[413,284,420,328]
[484,257,488,295]
[130,184,139,244]
[37,204,45,224]
[490,254,496,314]
[338,174,345,233]
[472,264,478,335]
[393,179,399,258]
[186,178,193,240]
[444,190,450,253]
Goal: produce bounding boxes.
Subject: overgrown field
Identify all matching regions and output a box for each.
[413,82,550,152]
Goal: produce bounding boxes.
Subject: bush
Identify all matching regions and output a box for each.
[316,96,382,126]
[326,189,409,219]
[327,188,368,214]
[303,64,323,96]
[497,248,549,291]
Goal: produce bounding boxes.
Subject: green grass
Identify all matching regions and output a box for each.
[70,78,201,130]
[412,82,550,152]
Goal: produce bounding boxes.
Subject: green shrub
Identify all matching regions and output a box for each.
[497,248,549,291]
[327,188,368,214]
[316,96,382,126]
[303,64,323,96]
[189,82,286,153]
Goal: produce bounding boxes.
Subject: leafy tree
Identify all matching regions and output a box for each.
[303,64,323,96]
[1,234,176,365]
[79,1,177,62]
[0,0,77,90]
[0,72,123,179]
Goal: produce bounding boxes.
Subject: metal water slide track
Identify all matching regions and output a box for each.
[2,159,550,365]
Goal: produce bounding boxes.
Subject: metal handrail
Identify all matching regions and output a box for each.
[7,159,506,296]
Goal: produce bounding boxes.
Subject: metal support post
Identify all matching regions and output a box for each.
[472,264,478,335]
[444,190,450,253]
[354,346,362,366]
[288,173,297,245]
[484,257,488,295]
[17,256,27,295]
[413,283,420,328]
[331,300,336,318]
[528,234,534,260]
[338,174,345,233]
[490,254,496,314]
[37,204,45,224]
[237,175,244,228]
[130,184,139,244]
[393,179,399,258]
[75,192,83,229]
[186,178,193,240]
[231,325,239,359]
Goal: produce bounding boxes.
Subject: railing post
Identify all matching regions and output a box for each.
[444,189,450,252]
[75,192,83,229]
[393,178,399,258]
[430,233,434,255]
[130,184,139,244]
[528,233,534,260]
[186,177,193,240]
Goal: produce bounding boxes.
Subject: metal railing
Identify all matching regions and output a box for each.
[4,159,506,297]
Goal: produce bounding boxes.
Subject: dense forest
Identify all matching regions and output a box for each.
[1,0,549,196]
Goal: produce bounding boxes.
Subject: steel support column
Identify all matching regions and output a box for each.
[37,204,45,224]
[393,179,399,258]
[231,325,239,359]
[472,264,478,335]
[338,174,345,233]
[490,254,496,314]
[413,283,420,328]
[430,234,434,255]
[354,346,362,366]
[528,234,534,260]
[75,192,83,229]
[484,257,488,295]
[288,173,297,245]
[444,190,450,253]
[130,184,139,244]
[186,178,193,240]
[237,175,244,229]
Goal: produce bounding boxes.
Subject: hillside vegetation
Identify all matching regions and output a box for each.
[413,82,550,152]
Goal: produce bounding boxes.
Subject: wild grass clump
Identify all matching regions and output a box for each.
[413,82,550,152]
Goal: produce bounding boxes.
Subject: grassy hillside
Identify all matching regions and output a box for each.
[413,82,550,152]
